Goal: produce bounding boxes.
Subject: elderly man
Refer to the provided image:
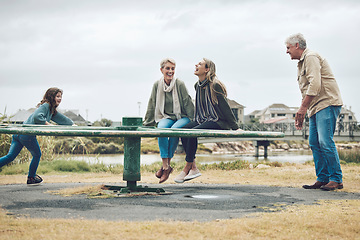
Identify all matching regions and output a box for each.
[285,33,343,191]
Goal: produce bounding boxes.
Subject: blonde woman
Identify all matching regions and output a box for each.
[144,58,194,183]
[174,58,240,183]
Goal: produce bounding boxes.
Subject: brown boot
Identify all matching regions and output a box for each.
[155,168,163,179]
[320,181,344,191]
[159,166,173,183]
[302,181,328,189]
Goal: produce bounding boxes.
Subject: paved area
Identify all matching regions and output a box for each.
[0,182,359,221]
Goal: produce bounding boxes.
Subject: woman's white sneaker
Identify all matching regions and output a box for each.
[184,169,201,181]
[174,171,187,183]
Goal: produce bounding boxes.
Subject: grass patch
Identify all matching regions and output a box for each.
[49,160,91,172]
[47,184,167,198]
[47,184,115,199]
[0,163,30,175]
[0,159,124,175]
[201,160,250,170]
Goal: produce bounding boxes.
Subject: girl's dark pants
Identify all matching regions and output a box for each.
[181,121,221,162]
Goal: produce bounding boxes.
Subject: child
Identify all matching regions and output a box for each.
[0,87,74,185]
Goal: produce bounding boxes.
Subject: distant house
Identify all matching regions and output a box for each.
[61,110,88,126]
[245,103,357,126]
[228,99,245,124]
[4,108,88,125]
[5,108,36,124]
[337,106,357,132]
[252,103,298,124]
[244,110,261,123]
[339,106,357,123]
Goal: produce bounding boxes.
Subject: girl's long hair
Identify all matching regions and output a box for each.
[37,87,63,114]
[203,58,227,104]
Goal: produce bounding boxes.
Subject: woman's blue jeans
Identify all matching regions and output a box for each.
[0,135,41,177]
[157,118,191,159]
[309,106,342,183]
[181,121,222,162]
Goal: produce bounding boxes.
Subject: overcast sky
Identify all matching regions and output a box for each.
[1,0,359,122]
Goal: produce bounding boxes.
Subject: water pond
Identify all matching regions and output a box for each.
[68,150,313,166]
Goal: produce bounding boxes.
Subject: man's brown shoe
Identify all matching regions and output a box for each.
[155,168,163,179]
[302,181,328,189]
[320,181,344,191]
[159,166,173,183]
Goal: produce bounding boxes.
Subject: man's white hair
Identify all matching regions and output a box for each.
[285,33,307,49]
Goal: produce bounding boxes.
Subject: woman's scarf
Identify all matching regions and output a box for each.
[154,77,181,123]
[195,79,219,124]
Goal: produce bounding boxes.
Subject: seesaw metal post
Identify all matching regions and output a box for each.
[105,117,165,194]
[123,117,142,184]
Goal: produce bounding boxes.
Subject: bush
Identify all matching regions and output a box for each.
[141,138,159,153]
[0,134,11,157]
[88,136,124,145]
[53,137,124,154]
[338,149,360,164]
[54,137,95,154]
[93,143,123,154]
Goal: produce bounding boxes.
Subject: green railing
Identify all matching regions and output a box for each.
[0,117,284,193]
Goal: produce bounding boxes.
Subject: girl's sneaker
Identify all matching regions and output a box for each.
[27,174,43,185]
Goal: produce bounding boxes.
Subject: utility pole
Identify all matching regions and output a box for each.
[137,102,141,116]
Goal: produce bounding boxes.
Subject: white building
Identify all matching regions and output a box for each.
[245,103,357,125]
[254,103,298,124]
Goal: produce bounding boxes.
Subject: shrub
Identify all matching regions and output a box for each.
[54,137,95,154]
[141,138,159,153]
[338,149,360,164]
[0,134,11,156]
[88,136,124,145]
[93,143,123,154]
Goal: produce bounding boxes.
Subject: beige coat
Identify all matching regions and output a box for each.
[297,48,343,117]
